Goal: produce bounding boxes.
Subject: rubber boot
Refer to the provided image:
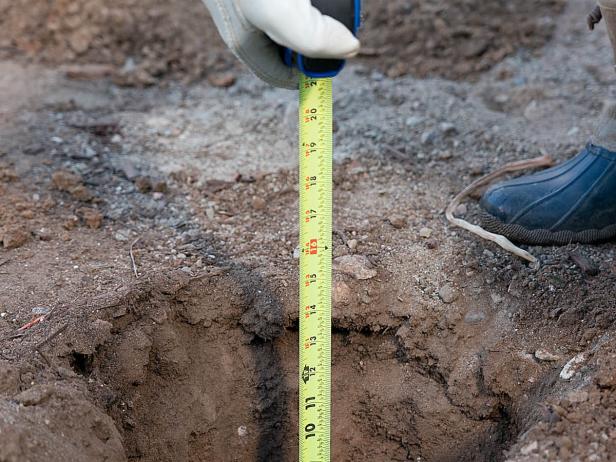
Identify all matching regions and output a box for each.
[479,3,616,245]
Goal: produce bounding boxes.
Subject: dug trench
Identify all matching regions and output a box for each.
[41,261,572,462]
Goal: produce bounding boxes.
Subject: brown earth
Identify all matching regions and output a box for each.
[0,0,566,84]
[1,1,616,462]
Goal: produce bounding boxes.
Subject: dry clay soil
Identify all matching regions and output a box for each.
[2,0,616,461]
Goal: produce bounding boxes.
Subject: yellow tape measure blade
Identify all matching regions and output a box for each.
[298,75,333,462]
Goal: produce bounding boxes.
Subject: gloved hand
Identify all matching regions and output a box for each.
[202,0,360,89]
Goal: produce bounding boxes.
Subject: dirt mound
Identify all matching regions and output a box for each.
[0,0,566,84]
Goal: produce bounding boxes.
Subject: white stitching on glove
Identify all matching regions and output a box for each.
[202,0,360,89]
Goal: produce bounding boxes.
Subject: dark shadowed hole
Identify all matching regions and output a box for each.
[70,352,95,376]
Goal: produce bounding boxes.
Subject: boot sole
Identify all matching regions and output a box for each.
[480,211,616,246]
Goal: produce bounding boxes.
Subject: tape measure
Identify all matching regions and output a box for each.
[298,74,333,461]
[288,2,361,460]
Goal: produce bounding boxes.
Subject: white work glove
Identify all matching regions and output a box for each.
[202,0,360,89]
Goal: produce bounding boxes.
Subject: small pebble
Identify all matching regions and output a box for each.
[439,122,458,135]
[419,227,433,238]
[454,203,468,215]
[252,197,266,210]
[520,441,538,456]
[347,239,358,250]
[464,311,486,325]
[438,284,458,304]
[114,231,130,242]
[31,307,51,315]
[535,349,560,362]
[237,426,248,438]
[388,215,407,229]
[405,116,424,127]
[208,72,237,88]
[420,130,437,145]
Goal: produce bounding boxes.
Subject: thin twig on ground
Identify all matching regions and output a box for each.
[130,237,142,278]
[35,323,68,351]
[446,155,555,266]
[34,323,69,367]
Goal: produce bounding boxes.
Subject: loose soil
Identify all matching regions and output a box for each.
[0,0,566,84]
[1,1,616,461]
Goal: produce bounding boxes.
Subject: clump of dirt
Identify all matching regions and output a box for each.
[0,0,566,84]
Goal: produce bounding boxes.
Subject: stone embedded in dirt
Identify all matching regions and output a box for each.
[116,159,139,180]
[387,215,407,229]
[1,225,30,249]
[51,170,93,202]
[419,227,433,238]
[535,349,560,362]
[347,239,358,250]
[520,440,539,456]
[237,426,248,438]
[455,203,468,216]
[438,284,458,304]
[464,311,486,325]
[560,353,587,380]
[114,230,131,242]
[251,197,266,210]
[207,72,237,88]
[333,279,352,306]
[333,255,377,280]
[78,208,103,229]
[439,122,458,136]
[405,115,424,127]
[420,129,437,145]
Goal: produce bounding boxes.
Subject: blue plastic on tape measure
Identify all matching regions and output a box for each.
[283,0,361,78]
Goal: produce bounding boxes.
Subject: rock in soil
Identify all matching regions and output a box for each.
[438,284,459,304]
[333,255,377,280]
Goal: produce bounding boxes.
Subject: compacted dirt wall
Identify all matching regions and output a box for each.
[0,0,566,84]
